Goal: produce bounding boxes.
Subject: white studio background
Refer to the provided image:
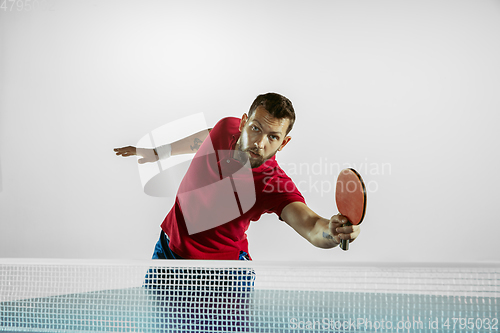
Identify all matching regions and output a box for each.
[0,0,499,263]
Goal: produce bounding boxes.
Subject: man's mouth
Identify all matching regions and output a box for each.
[248,150,261,159]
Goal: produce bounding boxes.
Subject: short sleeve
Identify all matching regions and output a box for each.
[264,174,306,220]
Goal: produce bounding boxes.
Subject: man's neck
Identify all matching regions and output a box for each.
[232,141,245,164]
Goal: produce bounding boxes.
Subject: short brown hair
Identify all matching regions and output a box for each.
[248,92,296,135]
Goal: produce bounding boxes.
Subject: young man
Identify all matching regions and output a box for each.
[114,93,360,260]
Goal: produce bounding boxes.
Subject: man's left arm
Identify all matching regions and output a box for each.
[280,202,360,249]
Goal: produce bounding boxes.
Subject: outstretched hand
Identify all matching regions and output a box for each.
[114,146,158,164]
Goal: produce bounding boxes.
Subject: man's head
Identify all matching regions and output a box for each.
[236,93,295,168]
[248,92,296,135]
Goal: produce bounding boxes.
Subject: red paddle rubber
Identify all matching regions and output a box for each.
[335,168,366,251]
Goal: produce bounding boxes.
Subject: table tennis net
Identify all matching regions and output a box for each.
[1,260,499,332]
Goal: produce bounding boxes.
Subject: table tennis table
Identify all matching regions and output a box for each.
[1,260,499,332]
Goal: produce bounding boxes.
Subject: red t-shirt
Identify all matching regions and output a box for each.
[161,117,305,260]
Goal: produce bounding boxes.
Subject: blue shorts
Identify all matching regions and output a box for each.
[151,230,251,261]
[151,231,184,260]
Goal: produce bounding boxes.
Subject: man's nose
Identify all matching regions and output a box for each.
[255,135,266,149]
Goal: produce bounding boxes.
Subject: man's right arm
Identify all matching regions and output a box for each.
[164,128,212,157]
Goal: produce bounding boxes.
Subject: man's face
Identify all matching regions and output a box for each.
[236,106,291,168]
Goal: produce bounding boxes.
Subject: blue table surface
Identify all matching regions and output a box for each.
[1,287,499,333]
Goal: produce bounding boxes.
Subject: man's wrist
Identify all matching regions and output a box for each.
[155,144,172,160]
[321,231,340,248]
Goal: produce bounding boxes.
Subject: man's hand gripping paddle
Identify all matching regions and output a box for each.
[335,168,367,251]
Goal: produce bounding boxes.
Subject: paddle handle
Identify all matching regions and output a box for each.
[340,222,351,251]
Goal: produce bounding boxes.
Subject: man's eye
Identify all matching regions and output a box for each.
[251,125,260,131]
[270,135,278,141]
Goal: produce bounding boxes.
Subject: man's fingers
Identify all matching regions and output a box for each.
[114,147,136,157]
[329,214,349,237]
[337,225,361,241]
[117,151,130,156]
[335,225,353,234]
[330,214,349,226]
[337,234,350,240]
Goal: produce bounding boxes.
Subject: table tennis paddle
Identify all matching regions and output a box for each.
[335,168,367,251]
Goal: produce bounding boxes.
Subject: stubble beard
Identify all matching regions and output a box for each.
[236,145,278,169]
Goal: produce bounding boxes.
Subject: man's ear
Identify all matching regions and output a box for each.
[239,114,248,132]
[278,136,292,151]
